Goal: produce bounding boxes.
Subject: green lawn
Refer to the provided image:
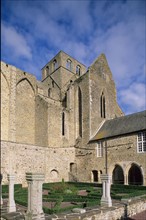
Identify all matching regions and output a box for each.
[2,182,146,214]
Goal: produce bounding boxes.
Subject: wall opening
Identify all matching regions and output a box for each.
[128,164,143,185]
[53,59,58,70]
[62,112,65,136]
[66,59,72,71]
[46,66,49,75]
[78,87,82,137]
[62,93,67,108]
[103,96,106,118]
[76,65,81,76]
[100,92,106,118]
[92,170,98,182]
[48,88,51,97]
[50,169,59,182]
[16,79,35,144]
[112,165,124,184]
[70,163,76,173]
[69,163,77,182]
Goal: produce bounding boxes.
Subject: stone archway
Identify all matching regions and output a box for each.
[50,169,59,182]
[128,164,143,185]
[91,170,98,182]
[69,163,77,182]
[112,165,124,184]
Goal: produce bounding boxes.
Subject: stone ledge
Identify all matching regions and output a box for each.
[72,208,86,214]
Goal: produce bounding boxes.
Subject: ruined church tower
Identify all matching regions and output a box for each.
[1,51,124,184]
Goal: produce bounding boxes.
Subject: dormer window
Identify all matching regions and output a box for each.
[53,59,58,70]
[66,59,72,71]
[76,65,81,76]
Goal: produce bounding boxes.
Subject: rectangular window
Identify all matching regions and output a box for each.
[97,142,103,157]
[137,131,146,153]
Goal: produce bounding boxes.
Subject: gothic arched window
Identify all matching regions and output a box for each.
[76,65,81,76]
[66,59,72,71]
[62,112,65,136]
[100,92,106,118]
[53,59,58,70]
[78,87,82,137]
[62,93,67,108]
[46,66,49,75]
[48,88,51,97]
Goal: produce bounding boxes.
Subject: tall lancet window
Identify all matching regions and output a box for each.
[53,59,58,70]
[62,112,65,136]
[100,92,106,118]
[76,65,81,76]
[66,59,72,71]
[78,87,82,137]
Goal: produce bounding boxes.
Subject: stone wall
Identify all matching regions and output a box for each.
[1,141,75,184]
[35,95,48,147]
[1,71,10,141]
[16,78,35,145]
[89,54,123,139]
[81,198,146,220]
[1,51,146,186]
[77,133,146,184]
[41,197,146,220]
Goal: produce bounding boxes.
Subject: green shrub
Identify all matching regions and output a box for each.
[49,182,77,195]
[15,198,27,207]
[2,185,8,194]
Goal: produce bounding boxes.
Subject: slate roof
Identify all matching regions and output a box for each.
[90,110,146,141]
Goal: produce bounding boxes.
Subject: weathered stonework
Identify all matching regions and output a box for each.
[1,141,75,184]
[25,173,45,220]
[1,51,146,185]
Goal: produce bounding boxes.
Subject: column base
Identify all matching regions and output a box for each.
[25,211,45,220]
[7,204,16,212]
[101,196,112,207]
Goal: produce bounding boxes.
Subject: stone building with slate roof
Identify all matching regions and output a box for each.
[1,51,146,186]
[89,111,146,185]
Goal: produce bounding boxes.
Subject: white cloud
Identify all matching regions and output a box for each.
[1,22,32,59]
[89,13,145,86]
[119,82,146,114]
[1,0,145,114]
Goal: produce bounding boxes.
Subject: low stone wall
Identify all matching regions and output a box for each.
[46,197,146,220]
[126,198,146,217]
[1,197,146,219]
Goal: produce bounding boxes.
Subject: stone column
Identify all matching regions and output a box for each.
[124,175,128,185]
[100,174,112,207]
[7,174,16,212]
[25,173,45,220]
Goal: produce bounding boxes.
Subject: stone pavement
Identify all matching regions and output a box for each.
[129,210,146,220]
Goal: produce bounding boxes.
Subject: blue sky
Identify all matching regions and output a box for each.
[1,0,146,115]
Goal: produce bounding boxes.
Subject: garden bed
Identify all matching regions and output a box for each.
[2,182,146,214]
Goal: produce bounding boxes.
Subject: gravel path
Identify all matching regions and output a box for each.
[128,210,146,220]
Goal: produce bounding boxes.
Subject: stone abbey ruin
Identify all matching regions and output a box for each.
[1,51,146,186]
